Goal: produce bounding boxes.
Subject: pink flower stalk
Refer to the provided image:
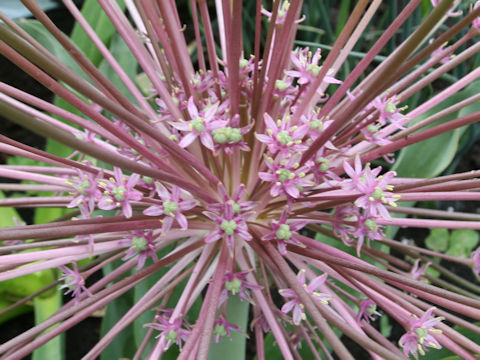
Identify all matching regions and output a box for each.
[399,308,444,357]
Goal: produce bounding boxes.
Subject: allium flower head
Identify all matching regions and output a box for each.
[0,1,479,359]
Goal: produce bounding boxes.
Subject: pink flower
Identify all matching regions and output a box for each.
[356,298,381,324]
[66,169,102,217]
[148,311,191,351]
[474,2,480,31]
[143,183,197,233]
[368,94,405,129]
[212,316,244,343]
[279,270,330,325]
[399,308,443,357]
[342,157,398,219]
[220,271,263,305]
[170,97,227,150]
[204,198,253,252]
[259,154,313,199]
[286,48,342,89]
[262,208,308,255]
[122,230,158,270]
[59,263,90,303]
[97,167,142,218]
[255,113,309,155]
[410,259,431,281]
[261,1,303,24]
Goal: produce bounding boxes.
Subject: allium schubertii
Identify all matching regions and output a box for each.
[1,1,480,359]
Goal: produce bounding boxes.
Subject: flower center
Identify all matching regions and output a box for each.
[315,157,329,172]
[221,220,237,235]
[112,185,126,201]
[277,168,295,182]
[306,63,321,77]
[166,329,178,343]
[163,201,179,216]
[191,117,206,132]
[212,127,243,144]
[225,277,242,295]
[213,324,227,337]
[385,101,396,113]
[132,236,148,251]
[371,187,385,200]
[364,219,378,231]
[310,119,323,131]
[276,130,292,146]
[276,223,292,240]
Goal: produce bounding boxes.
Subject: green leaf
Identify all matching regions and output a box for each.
[0,191,20,228]
[450,229,479,250]
[70,0,126,67]
[100,260,136,360]
[0,297,31,325]
[98,33,138,103]
[0,266,56,299]
[425,228,449,252]
[208,296,249,360]
[392,81,480,178]
[32,291,64,360]
[16,20,88,82]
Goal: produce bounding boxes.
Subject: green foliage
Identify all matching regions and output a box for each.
[208,296,249,360]
[425,228,479,258]
[70,0,126,67]
[32,291,64,360]
[392,81,480,178]
[425,228,450,252]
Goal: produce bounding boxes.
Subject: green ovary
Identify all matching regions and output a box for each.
[191,117,206,132]
[213,127,243,144]
[166,329,178,343]
[277,168,294,182]
[221,220,237,235]
[163,201,179,216]
[225,277,242,294]
[276,130,292,146]
[276,223,292,240]
[213,324,227,337]
[132,236,148,251]
[112,185,126,201]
